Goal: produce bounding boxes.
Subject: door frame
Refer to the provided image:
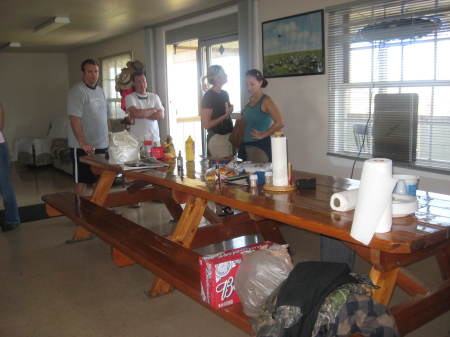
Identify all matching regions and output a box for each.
[198,34,239,156]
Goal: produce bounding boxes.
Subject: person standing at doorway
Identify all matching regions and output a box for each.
[239,69,284,162]
[125,71,164,144]
[0,101,20,232]
[67,59,110,196]
[201,65,234,158]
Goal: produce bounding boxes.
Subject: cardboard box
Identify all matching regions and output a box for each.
[199,242,271,309]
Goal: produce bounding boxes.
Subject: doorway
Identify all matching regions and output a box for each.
[166,37,240,159]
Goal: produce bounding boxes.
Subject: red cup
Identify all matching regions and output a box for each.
[151,146,164,159]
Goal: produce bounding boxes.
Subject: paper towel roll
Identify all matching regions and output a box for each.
[350,158,396,245]
[271,135,288,187]
[330,189,358,211]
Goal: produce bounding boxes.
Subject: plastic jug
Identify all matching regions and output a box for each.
[185,136,195,161]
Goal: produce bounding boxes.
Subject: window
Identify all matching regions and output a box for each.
[101,53,132,119]
[327,0,450,172]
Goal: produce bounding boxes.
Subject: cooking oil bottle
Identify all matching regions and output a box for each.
[185,136,195,162]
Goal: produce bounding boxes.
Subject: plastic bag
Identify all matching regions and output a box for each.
[235,244,293,318]
[108,131,140,164]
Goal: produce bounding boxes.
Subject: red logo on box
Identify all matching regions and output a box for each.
[199,242,271,309]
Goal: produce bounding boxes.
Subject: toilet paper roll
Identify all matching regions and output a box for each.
[350,158,396,245]
[330,189,358,211]
[271,135,288,187]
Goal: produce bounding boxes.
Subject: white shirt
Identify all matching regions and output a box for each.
[0,130,5,143]
[125,92,164,143]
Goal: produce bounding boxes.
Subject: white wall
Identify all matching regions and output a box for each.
[257,0,450,194]
[0,52,68,149]
[67,30,146,86]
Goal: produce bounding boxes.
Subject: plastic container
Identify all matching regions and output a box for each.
[185,136,195,161]
[151,146,164,159]
[393,174,419,196]
[143,133,153,157]
[265,171,273,186]
[249,174,258,188]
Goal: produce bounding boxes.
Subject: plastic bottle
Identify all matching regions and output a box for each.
[143,133,153,158]
[249,174,258,188]
[265,171,273,186]
[177,150,184,176]
[163,135,176,161]
[185,136,195,161]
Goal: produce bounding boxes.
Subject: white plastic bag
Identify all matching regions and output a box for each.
[108,131,140,164]
[235,244,293,318]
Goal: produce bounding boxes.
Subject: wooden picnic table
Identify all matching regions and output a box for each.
[43,154,450,336]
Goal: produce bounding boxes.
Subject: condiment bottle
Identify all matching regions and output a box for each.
[185,136,195,161]
[177,151,184,176]
[143,133,153,157]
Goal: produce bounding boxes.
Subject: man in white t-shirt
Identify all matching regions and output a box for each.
[125,72,164,144]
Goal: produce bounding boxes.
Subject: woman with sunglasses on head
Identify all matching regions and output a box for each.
[200,65,234,159]
[239,69,284,162]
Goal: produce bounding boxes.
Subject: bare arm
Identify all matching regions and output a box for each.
[251,97,284,139]
[201,103,232,130]
[127,106,164,120]
[68,115,94,154]
[149,109,164,120]
[0,102,4,131]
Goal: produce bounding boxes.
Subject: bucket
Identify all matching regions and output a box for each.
[393,174,419,196]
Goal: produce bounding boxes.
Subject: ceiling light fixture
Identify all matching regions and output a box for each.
[33,16,70,35]
[0,41,22,51]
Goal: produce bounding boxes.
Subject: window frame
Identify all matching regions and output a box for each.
[100,51,133,120]
[327,1,450,174]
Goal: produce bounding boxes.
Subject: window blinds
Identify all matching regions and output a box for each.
[327,0,450,173]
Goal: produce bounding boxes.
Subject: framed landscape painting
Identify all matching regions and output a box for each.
[262,9,325,78]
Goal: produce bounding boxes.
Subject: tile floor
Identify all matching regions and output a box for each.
[1,165,449,337]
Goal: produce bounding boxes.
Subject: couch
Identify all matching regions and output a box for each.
[15,117,73,175]
[15,118,127,176]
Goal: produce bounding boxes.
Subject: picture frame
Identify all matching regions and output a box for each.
[262,9,325,78]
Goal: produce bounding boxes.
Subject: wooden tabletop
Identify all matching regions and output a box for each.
[82,155,450,255]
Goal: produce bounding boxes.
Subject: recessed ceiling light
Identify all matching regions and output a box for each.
[0,42,22,51]
[34,16,71,35]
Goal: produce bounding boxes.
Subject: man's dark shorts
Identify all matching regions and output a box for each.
[70,148,107,184]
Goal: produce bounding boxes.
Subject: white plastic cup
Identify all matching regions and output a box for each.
[249,174,258,188]
[393,174,419,196]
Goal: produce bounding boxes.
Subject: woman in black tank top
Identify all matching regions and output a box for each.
[200,65,234,159]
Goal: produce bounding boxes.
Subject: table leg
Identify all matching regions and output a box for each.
[69,170,117,243]
[436,243,450,280]
[149,195,207,296]
[369,267,400,305]
[257,220,287,245]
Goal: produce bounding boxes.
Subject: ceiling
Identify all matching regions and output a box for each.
[0,0,234,53]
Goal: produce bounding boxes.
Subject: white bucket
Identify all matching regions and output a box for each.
[393,174,419,196]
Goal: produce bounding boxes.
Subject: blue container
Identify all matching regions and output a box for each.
[255,171,266,185]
